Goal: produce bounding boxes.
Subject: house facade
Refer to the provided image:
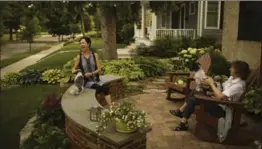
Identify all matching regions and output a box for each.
[134,1,224,45]
[222,1,261,69]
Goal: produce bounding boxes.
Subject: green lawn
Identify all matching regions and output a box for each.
[0,46,52,68]
[23,51,79,71]
[0,84,69,149]
[36,38,127,67]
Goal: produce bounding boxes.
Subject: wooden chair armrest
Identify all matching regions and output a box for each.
[194,94,244,108]
[167,72,190,76]
[167,72,190,82]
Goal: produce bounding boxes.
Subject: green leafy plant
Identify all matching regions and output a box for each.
[133,56,167,77]
[208,50,231,76]
[243,87,262,116]
[194,37,217,48]
[0,79,9,90]
[60,60,75,83]
[42,69,64,84]
[96,101,148,133]
[178,47,212,69]
[21,93,68,149]
[102,59,145,81]
[21,124,69,149]
[19,69,44,85]
[2,72,21,85]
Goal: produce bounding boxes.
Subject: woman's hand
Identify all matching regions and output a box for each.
[84,72,93,78]
[201,77,214,86]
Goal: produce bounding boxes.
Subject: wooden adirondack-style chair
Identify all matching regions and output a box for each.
[166,53,211,101]
[193,66,259,144]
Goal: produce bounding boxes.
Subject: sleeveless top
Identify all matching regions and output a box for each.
[79,52,100,88]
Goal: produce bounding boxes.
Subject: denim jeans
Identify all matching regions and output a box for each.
[183,94,225,119]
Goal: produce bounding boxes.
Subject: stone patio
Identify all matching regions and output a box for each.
[127,77,262,149]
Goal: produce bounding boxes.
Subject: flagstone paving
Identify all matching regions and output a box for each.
[128,77,262,149]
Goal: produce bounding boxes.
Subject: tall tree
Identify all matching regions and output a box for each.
[3,2,25,41]
[21,3,40,52]
[89,1,140,60]
[67,1,94,36]
[0,2,7,53]
[43,2,72,41]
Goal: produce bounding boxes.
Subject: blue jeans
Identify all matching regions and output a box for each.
[183,95,225,119]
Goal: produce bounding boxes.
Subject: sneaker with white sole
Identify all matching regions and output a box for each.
[74,72,84,93]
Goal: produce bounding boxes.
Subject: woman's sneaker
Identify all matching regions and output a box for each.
[74,72,84,93]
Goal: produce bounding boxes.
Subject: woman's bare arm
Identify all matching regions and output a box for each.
[92,53,101,75]
[72,55,80,73]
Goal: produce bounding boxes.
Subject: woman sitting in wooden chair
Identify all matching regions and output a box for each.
[171,60,250,131]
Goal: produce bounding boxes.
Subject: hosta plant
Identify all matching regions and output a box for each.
[102,59,145,81]
[61,60,75,83]
[242,87,262,116]
[19,69,44,85]
[42,69,64,84]
[2,72,21,85]
[96,101,148,133]
[133,56,167,77]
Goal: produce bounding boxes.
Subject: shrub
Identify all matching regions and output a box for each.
[194,37,217,48]
[208,50,230,76]
[133,56,167,77]
[0,79,9,90]
[137,36,218,58]
[86,31,102,38]
[36,93,64,126]
[42,69,64,84]
[137,36,195,58]
[243,87,262,116]
[21,93,68,149]
[19,69,44,85]
[178,47,211,69]
[159,57,188,72]
[116,23,134,44]
[2,72,21,85]
[102,59,145,81]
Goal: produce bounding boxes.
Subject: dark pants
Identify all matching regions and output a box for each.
[183,95,225,119]
[90,84,110,96]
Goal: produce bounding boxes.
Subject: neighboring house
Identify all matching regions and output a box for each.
[134,1,224,45]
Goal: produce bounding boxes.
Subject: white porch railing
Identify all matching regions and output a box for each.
[156,29,197,39]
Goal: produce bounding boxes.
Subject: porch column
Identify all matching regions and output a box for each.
[150,12,157,40]
[141,2,145,39]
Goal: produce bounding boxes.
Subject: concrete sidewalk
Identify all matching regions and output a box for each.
[1,43,64,77]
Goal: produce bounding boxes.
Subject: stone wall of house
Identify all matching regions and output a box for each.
[222,1,261,69]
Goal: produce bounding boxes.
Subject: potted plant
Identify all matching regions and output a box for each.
[96,101,148,134]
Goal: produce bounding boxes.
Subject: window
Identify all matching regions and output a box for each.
[189,2,196,15]
[204,1,221,29]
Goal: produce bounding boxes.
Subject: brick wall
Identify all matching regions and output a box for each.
[65,117,146,149]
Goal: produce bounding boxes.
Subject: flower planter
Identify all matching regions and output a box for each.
[115,119,137,133]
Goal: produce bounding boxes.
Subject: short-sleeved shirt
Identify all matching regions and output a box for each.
[222,76,246,102]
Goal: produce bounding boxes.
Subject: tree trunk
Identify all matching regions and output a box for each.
[9,28,13,41]
[62,35,64,41]
[80,12,85,36]
[99,6,117,60]
[58,35,60,42]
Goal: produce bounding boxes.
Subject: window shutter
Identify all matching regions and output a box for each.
[237,1,262,41]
